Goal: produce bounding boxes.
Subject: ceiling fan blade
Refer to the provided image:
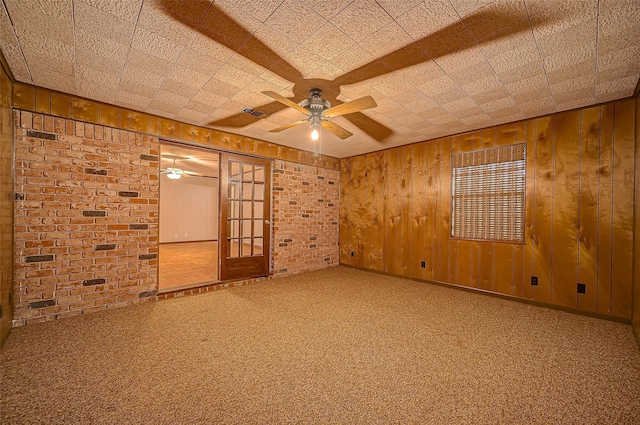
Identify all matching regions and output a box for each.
[183,170,204,177]
[262,91,310,116]
[161,154,190,160]
[323,96,377,118]
[269,120,308,133]
[321,120,353,140]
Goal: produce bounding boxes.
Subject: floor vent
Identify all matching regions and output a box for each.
[240,107,265,117]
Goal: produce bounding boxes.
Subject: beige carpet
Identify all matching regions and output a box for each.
[1,266,639,424]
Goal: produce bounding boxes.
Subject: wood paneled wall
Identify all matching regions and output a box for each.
[0,63,12,346]
[341,98,637,321]
[633,93,640,342]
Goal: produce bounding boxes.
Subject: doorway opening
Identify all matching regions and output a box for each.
[158,143,220,292]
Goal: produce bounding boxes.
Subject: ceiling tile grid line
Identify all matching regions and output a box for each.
[0,0,638,157]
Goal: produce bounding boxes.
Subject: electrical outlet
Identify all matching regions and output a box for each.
[577,283,586,294]
[531,276,538,286]
[421,261,426,269]
[350,251,354,257]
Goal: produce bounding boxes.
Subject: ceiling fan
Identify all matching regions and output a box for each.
[262,88,377,140]
[160,154,203,180]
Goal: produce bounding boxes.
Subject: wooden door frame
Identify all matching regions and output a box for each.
[219,152,272,281]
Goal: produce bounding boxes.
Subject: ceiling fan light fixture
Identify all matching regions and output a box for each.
[167,171,182,180]
[311,127,319,141]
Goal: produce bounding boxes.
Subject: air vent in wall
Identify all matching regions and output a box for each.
[240,107,265,117]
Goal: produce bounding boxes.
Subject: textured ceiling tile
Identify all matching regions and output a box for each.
[461,0,529,42]
[176,108,209,123]
[221,0,283,22]
[302,23,355,62]
[213,64,256,89]
[598,24,640,57]
[394,112,424,126]
[484,41,539,73]
[367,73,415,97]
[73,0,136,45]
[536,20,597,59]
[550,73,594,95]
[137,1,197,45]
[404,96,439,113]
[115,91,152,109]
[202,78,244,98]
[480,96,516,113]
[498,61,546,85]
[187,34,235,64]
[266,0,325,44]
[331,0,393,42]
[331,45,379,74]
[5,0,73,45]
[553,88,594,106]
[528,0,597,38]
[396,0,459,41]
[428,113,461,126]
[308,60,345,81]
[486,106,521,121]
[518,96,556,117]
[461,113,493,126]
[17,32,74,67]
[30,66,75,93]
[159,79,199,99]
[0,5,31,82]
[277,47,323,79]
[376,0,421,18]
[130,26,183,63]
[441,97,479,114]
[75,29,128,76]
[192,90,228,108]
[154,90,190,108]
[76,0,142,22]
[445,55,495,85]
[449,0,494,17]
[148,99,181,115]
[358,21,415,58]
[176,48,224,76]
[596,75,639,103]
[121,66,164,88]
[462,74,503,96]
[547,60,595,86]
[305,0,350,20]
[372,97,402,114]
[394,60,447,87]
[505,71,548,92]
[259,69,295,90]
[231,90,268,107]
[338,83,381,102]
[597,46,640,84]
[118,80,158,99]
[126,48,174,76]
[390,88,427,105]
[168,65,210,89]
[556,97,593,112]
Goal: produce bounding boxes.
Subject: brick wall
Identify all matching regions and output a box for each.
[272,160,340,275]
[13,112,340,326]
[13,112,159,326]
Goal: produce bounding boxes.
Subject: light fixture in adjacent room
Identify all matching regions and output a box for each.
[166,168,182,180]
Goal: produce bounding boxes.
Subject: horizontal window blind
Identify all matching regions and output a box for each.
[451,143,526,242]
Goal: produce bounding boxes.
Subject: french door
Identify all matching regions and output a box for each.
[219,153,272,280]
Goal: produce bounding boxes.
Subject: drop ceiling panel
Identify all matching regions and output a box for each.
[1,0,638,158]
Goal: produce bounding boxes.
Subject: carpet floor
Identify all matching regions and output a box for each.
[1,266,639,424]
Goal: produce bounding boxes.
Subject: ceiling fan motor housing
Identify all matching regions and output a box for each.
[300,88,330,114]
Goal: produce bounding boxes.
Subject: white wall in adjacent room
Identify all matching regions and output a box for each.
[160,175,218,243]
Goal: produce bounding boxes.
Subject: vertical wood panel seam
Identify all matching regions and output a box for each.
[550,116,555,303]
[532,119,537,299]
[610,105,615,314]
[577,111,582,309]
[596,106,602,312]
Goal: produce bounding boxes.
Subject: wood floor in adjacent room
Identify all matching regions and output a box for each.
[1,267,639,424]
[159,241,218,291]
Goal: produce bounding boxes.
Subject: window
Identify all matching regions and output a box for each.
[451,143,526,242]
